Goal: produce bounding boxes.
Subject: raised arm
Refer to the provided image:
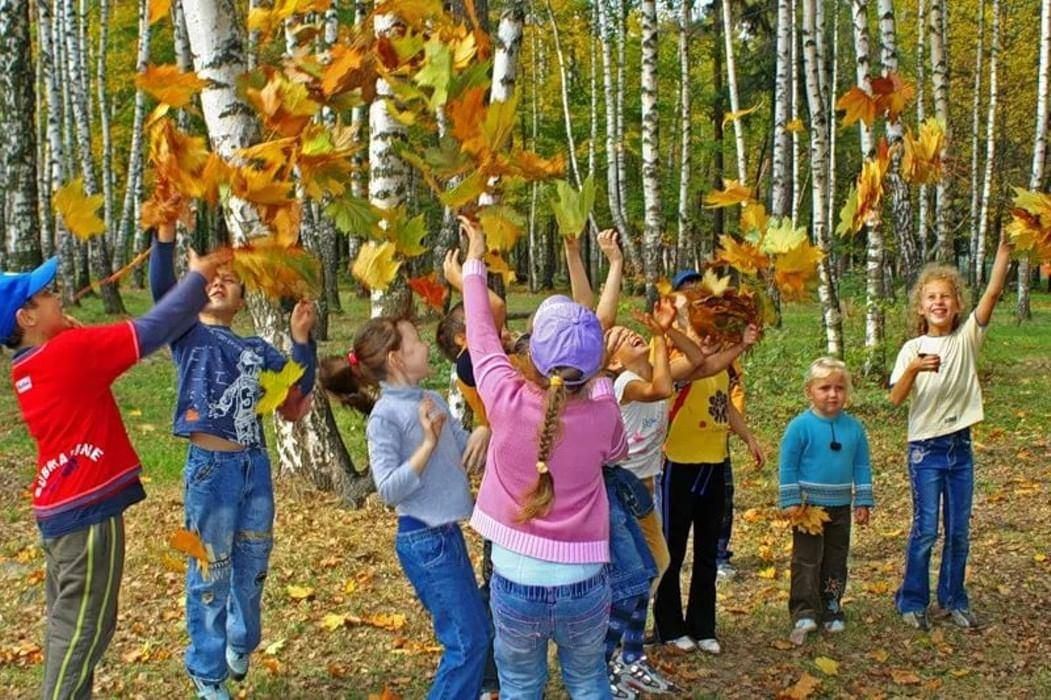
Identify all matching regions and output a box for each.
[149,222,179,301]
[671,324,759,382]
[444,249,506,331]
[974,236,1014,326]
[594,229,623,330]
[564,234,594,309]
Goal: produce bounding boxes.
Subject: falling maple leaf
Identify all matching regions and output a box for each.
[773,239,824,301]
[414,38,454,109]
[245,70,320,138]
[408,274,448,311]
[230,237,322,300]
[871,71,916,122]
[169,529,211,579]
[677,284,764,346]
[148,0,171,24]
[852,139,890,231]
[716,235,769,276]
[484,251,516,285]
[257,361,305,415]
[740,201,769,236]
[699,269,731,297]
[704,179,753,208]
[722,102,761,127]
[836,86,879,127]
[53,178,106,240]
[321,44,368,97]
[352,241,402,291]
[761,217,807,254]
[248,0,331,38]
[478,205,525,251]
[549,175,596,239]
[835,186,860,237]
[788,505,832,535]
[136,64,209,109]
[902,117,945,185]
[785,118,806,134]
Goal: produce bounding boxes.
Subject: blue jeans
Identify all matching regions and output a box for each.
[896,428,974,614]
[604,467,656,601]
[491,570,612,700]
[183,445,274,683]
[396,521,490,699]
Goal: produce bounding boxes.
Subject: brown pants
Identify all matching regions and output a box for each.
[789,505,851,623]
[42,514,126,700]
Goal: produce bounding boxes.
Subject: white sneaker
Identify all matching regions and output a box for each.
[824,619,846,633]
[696,638,721,655]
[191,677,231,700]
[789,617,818,645]
[225,647,249,682]
[665,635,697,652]
[716,562,737,579]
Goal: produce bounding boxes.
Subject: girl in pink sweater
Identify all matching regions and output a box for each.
[455,217,627,698]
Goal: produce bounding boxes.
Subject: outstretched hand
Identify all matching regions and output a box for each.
[459,216,487,261]
[443,250,464,291]
[290,300,317,344]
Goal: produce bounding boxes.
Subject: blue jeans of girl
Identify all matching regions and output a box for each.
[896,428,974,614]
[490,569,612,700]
[395,520,490,699]
[183,445,274,683]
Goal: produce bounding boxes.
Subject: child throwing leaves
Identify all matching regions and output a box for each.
[889,237,1013,631]
[457,217,627,698]
[780,358,873,645]
[150,224,317,700]
[2,245,228,700]
[320,317,492,699]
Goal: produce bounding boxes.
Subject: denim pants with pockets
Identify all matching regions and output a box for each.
[396,521,490,699]
[895,428,975,614]
[490,569,612,700]
[183,445,274,683]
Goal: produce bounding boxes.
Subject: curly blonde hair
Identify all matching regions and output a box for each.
[907,264,968,337]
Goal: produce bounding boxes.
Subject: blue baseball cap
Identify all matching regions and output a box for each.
[671,268,702,290]
[0,257,59,341]
[529,295,604,385]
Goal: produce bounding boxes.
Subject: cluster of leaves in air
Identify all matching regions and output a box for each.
[130,0,564,308]
[833,72,945,237]
[1006,188,1051,261]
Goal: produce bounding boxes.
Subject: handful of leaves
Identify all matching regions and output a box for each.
[787,505,832,536]
[1007,187,1051,261]
[549,175,596,239]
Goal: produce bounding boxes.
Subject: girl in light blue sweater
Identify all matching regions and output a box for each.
[779,357,874,645]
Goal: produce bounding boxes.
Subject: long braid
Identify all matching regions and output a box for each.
[518,374,570,522]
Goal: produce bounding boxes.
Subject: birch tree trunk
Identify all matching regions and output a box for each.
[0,0,43,271]
[116,0,150,275]
[1018,0,1049,320]
[916,0,930,262]
[851,1,874,156]
[826,3,839,241]
[528,16,542,292]
[318,4,343,315]
[615,0,628,226]
[676,0,694,267]
[928,0,953,262]
[34,36,52,259]
[546,0,583,187]
[641,0,662,303]
[597,0,634,259]
[721,0,747,181]
[967,0,986,289]
[61,0,124,313]
[975,0,1000,303]
[169,0,192,278]
[791,0,801,225]
[802,0,844,357]
[771,0,792,219]
[97,0,115,251]
[181,0,370,504]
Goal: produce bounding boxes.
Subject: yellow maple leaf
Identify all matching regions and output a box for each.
[902,118,944,185]
[169,529,211,580]
[1012,186,1051,221]
[740,201,768,235]
[484,251,517,285]
[451,31,478,70]
[758,566,777,580]
[230,238,321,299]
[715,234,769,276]
[761,217,808,254]
[256,361,305,415]
[813,656,840,676]
[320,613,353,631]
[478,205,524,251]
[364,612,407,631]
[785,118,806,134]
[699,269,731,297]
[1006,209,1045,252]
[722,102,761,127]
[352,241,402,291]
[136,64,208,109]
[704,179,753,208]
[789,505,832,535]
[286,584,315,600]
[778,672,821,700]
[53,178,106,240]
[246,71,320,138]
[871,71,915,122]
[836,86,878,127]
[854,147,888,230]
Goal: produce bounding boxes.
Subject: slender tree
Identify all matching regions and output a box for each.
[916,0,930,261]
[802,0,844,357]
[721,0,747,181]
[851,1,874,156]
[597,0,633,258]
[928,0,952,262]
[97,0,115,248]
[640,0,662,302]
[676,0,694,267]
[968,0,986,289]
[771,0,792,219]
[791,0,801,225]
[0,0,43,271]
[116,0,151,275]
[1019,0,1050,320]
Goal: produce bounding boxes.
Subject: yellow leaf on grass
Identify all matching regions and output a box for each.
[869,648,890,663]
[169,529,211,579]
[53,178,106,240]
[1035,553,1047,563]
[256,361,305,415]
[148,0,172,24]
[264,639,286,655]
[758,566,777,580]
[136,64,208,109]
[365,612,407,631]
[352,241,401,292]
[704,179,753,208]
[286,584,315,600]
[321,613,352,631]
[890,669,921,685]
[777,672,821,700]
[813,656,839,676]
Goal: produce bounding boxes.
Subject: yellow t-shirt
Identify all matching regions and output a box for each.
[664,370,731,464]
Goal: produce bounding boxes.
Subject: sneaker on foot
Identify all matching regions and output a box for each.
[789,617,818,645]
[901,610,930,631]
[945,608,981,629]
[609,661,640,700]
[621,656,680,694]
[665,635,697,652]
[716,562,737,579]
[696,638,721,655]
[225,647,249,682]
[824,619,846,633]
[191,677,231,700]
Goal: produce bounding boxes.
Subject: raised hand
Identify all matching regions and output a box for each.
[459,215,487,261]
[596,229,622,264]
[443,249,464,291]
[742,323,761,348]
[188,248,233,282]
[290,300,317,344]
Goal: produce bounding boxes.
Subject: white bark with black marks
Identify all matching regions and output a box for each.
[677,0,694,266]
[640,0,662,303]
[928,0,952,262]
[116,0,151,274]
[1019,0,1049,320]
[771,0,791,218]
[721,0,747,181]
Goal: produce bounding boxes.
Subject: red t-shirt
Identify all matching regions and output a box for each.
[12,322,145,534]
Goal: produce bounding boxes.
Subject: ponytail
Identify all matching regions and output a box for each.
[518,368,581,522]
[319,317,406,415]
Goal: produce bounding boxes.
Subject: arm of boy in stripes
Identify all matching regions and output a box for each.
[852,424,875,508]
[779,421,803,510]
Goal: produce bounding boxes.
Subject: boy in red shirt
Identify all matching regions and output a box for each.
[2,240,227,699]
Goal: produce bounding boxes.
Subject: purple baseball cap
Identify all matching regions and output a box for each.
[529,295,604,384]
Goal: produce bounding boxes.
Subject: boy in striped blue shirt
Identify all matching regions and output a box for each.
[779,357,874,644]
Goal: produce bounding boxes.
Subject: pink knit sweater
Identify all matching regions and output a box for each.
[463,259,628,563]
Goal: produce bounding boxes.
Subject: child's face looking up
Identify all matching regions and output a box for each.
[204,266,246,318]
[919,278,960,335]
[388,320,431,384]
[606,326,651,374]
[806,371,848,418]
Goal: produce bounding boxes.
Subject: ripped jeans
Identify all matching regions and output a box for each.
[183,445,275,683]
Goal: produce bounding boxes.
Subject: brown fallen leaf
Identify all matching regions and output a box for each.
[778,671,821,699]
[891,669,922,685]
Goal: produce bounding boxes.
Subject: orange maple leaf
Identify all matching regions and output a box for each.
[170,529,211,579]
[715,235,769,276]
[245,70,320,138]
[835,86,878,128]
[322,44,368,97]
[871,71,915,122]
[229,236,322,300]
[136,64,208,109]
[53,178,106,240]
[408,273,448,311]
[902,118,944,185]
[704,180,754,208]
